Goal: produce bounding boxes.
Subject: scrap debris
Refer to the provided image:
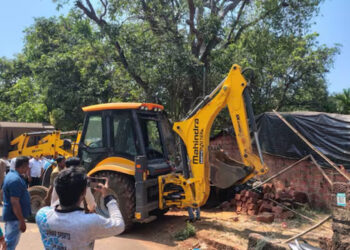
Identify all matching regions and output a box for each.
[219,183,309,224]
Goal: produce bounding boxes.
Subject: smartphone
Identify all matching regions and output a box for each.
[88,177,107,189]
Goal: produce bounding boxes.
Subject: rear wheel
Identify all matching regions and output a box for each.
[28,186,48,222]
[92,172,135,231]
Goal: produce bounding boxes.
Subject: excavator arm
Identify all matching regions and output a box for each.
[158,64,268,209]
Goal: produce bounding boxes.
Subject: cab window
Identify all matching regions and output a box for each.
[83,115,103,148]
[139,118,164,160]
[113,111,137,157]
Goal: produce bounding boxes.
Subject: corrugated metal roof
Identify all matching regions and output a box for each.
[0,122,54,129]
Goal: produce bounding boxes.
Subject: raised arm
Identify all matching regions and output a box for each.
[90,182,125,239]
[159,64,268,209]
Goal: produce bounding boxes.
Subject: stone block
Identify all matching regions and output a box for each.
[256,212,275,224]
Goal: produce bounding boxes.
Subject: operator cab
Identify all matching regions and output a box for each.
[78,103,174,177]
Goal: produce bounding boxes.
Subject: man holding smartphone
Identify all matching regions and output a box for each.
[36,167,125,249]
[50,157,96,212]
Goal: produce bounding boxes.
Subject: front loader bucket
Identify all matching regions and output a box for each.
[210,149,252,189]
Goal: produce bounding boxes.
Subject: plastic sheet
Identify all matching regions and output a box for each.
[256,112,350,169]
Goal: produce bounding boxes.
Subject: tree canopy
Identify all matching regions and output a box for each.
[0,0,345,130]
[62,0,339,117]
[0,13,142,129]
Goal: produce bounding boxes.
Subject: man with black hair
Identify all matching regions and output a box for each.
[50,157,96,211]
[65,157,80,167]
[36,167,125,249]
[2,156,31,250]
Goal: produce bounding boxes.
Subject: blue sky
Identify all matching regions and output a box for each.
[0,0,349,93]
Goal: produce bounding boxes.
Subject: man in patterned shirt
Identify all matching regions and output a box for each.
[36,167,124,249]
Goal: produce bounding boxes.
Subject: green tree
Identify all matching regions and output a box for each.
[55,0,335,118]
[213,29,339,114]
[0,57,45,122]
[0,13,141,128]
[22,13,139,129]
[334,89,350,114]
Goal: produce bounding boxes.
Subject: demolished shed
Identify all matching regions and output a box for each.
[210,111,350,209]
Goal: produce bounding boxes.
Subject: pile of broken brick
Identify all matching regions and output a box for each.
[219,183,309,223]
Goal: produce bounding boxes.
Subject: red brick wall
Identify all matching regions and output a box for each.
[210,134,347,210]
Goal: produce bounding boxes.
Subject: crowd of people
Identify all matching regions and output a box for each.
[0,155,200,249]
[0,155,55,190]
[0,155,125,250]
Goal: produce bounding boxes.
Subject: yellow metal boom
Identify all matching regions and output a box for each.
[8,130,81,159]
[158,64,268,209]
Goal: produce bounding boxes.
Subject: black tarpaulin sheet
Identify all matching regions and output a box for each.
[256,112,350,169]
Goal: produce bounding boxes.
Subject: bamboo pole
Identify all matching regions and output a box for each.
[281,215,332,244]
[272,110,350,182]
[310,155,333,186]
[267,198,317,223]
[253,155,311,190]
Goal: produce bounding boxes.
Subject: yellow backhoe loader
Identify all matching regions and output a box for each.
[6,64,268,227]
[79,64,269,229]
[8,130,81,159]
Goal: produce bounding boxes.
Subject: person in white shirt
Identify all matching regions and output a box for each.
[36,167,124,250]
[28,156,43,186]
[10,158,16,171]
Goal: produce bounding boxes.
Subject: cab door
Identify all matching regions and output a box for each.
[79,112,110,173]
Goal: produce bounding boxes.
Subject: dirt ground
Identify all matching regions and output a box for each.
[0,207,332,249]
[126,208,332,249]
[177,208,332,249]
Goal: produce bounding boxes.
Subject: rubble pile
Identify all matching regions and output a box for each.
[220,184,309,224]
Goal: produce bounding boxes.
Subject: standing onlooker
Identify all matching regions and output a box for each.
[10,158,16,171]
[50,157,96,212]
[28,156,43,186]
[44,156,66,205]
[0,158,7,205]
[186,207,201,222]
[2,156,10,174]
[42,155,54,171]
[3,156,31,250]
[36,167,124,249]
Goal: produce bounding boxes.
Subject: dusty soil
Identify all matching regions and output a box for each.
[123,208,332,249]
[179,208,332,249]
[0,206,331,249]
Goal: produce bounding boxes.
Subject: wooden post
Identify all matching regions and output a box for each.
[310,155,333,186]
[253,155,311,190]
[281,215,332,244]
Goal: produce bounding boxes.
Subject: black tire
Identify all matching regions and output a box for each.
[42,165,54,188]
[92,172,135,231]
[28,186,48,222]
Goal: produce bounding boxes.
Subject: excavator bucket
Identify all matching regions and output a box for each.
[210,149,253,189]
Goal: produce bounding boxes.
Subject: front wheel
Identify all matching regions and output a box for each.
[28,186,48,222]
[92,172,135,232]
